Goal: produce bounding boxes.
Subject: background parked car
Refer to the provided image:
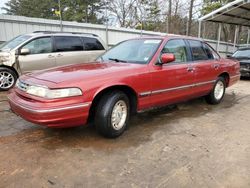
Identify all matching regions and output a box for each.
[230,48,250,78]
[0,31,107,91]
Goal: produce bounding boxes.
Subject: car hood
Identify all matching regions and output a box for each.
[25,61,144,84]
[234,57,250,64]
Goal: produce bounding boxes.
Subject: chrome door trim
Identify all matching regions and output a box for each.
[139,80,216,97]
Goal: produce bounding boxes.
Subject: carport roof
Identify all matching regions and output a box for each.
[199,0,250,27]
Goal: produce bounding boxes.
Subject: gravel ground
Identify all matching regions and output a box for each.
[0,79,250,188]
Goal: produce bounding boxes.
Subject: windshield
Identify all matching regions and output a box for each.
[0,35,32,51]
[99,39,162,64]
[232,49,250,58]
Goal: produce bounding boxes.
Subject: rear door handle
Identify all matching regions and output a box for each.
[57,54,63,57]
[187,67,195,72]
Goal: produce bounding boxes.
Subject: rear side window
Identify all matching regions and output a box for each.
[188,40,209,61]
[82,37,104,51]
[54,36,83,52]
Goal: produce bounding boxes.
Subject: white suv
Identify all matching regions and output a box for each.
[0,31,107,90]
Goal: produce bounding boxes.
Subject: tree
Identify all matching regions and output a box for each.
[107,0,138,28]
[3,0,104,23]
[3,0,58,19]
[187,0,195,36]
[167,0,172,33]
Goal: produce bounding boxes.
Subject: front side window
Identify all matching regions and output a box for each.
[82,37,104,51]
[22,37,52,54]
[55,36,83,52]
[0,35,32,51]
[188,40,209,61]
[161,39,188,63]
[99,39,162,64]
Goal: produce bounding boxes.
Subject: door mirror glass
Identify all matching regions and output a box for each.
[161,53,175,64]
[20,48,30,55]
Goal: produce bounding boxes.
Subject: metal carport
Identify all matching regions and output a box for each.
[198,0,250,51]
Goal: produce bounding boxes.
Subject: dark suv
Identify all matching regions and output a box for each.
[231,48,250,77]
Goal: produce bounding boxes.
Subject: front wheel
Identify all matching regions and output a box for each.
[205,77,226,105]
[95,91,130,138]
[0,67,18,91]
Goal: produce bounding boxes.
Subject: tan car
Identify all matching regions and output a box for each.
[0,31,107,90]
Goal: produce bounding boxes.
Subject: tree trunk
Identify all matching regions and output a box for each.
[187,0,194,36]
[167,0,172,33]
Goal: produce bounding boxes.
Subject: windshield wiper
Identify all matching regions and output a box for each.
[108,58,127,63]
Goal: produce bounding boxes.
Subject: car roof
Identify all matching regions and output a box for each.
[131,34,204,41]
[27,31,100,39]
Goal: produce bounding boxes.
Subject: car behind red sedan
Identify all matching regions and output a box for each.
[8,35,240,138]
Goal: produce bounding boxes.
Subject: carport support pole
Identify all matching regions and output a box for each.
[247,29,250,47]
[233,25,239,49]
[198,20,202,38]
[216,23,222,51]
[105,1,109,47]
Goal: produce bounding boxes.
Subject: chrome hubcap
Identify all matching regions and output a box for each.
[214,80,224,100]
[0,71,14,89]
[111,100,127,130]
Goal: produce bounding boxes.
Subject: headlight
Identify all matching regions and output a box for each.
[0,54,10,62]
[26,85,82,99]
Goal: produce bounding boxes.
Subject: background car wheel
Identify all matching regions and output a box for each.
[95,91,130,138]
[205,77,226,105]
[0,67,18,91]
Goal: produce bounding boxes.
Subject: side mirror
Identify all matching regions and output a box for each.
[161,53,175,64]
[20,48,30,55]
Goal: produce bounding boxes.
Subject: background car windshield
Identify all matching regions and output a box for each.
[100,39,162,64]
[233,49,250,58]
[0,35,31,51]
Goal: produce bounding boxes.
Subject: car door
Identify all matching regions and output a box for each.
[187,40,221,95]
[54,36,88,66]
[149,39,196,107]
[18,37,56,73]
[82,37,106,61]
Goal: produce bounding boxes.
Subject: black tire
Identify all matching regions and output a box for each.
[0,67,18,91]
[95,91,130,138]
[205,77,226,105]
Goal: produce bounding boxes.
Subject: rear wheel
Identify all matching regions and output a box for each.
[95,91,130,138]
[205,77,226,105]
[0,67,17,91]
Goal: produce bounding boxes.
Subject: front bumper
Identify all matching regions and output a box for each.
[240,65,250,77]
[8,91,91,128]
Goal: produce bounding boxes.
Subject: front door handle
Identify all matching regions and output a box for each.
[213,64,220,69]
[48,54,54,58]
[57,54,63,57]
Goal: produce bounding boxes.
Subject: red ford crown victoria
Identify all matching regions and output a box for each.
[8,35,240,138]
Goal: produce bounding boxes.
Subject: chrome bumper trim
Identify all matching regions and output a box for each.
[8,96,91,113]
[230,74,241,79]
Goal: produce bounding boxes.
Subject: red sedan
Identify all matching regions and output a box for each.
[8,35,240,138]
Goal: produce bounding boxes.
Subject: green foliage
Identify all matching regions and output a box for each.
[201,0,234,15]
[2,0,104,23]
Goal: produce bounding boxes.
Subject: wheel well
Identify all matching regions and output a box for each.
[219,72,230,87]
[88,85,138,123]
[0,65,19,77]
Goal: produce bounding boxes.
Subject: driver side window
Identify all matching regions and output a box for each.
[22,37,52,55]
[161,39,188,63]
